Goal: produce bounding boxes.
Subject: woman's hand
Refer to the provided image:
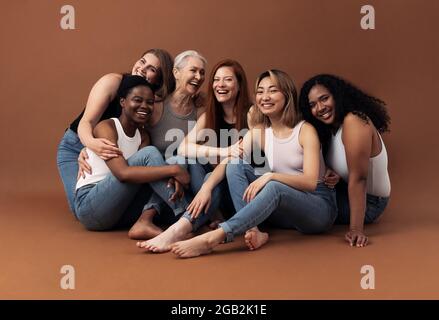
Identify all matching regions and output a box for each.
[345,229,368,247]
[229,138,244,159]
[324,168,340,189]
[173,165,191,186]
[243,173,273,203]
[186,186,212,220]
[77,148,92,179]
[89,138,123,160]
[167,178,184,202]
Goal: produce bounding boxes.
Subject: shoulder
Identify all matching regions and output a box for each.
[93,73,123,91]
[94,119,117,136]
[343,112,372,129]
[299,122,319,145]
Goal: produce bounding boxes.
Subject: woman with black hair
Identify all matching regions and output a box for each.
[299,74,391,248]
[74,75,190,233]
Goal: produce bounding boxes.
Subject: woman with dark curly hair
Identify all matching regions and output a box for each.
[299,74,391,248]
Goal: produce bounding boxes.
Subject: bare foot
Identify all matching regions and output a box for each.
[136,218,192,253]
[128,209,163,240]
[170,228,225,258]
[244,229,269,251]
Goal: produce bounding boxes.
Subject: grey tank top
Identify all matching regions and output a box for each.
[147,99,197,158]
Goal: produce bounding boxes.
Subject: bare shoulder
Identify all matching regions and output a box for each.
[300,121,317,134]
[93,119,117,140]
[343,112,373,129]
[94,73,123,91]
[299,122,319,147]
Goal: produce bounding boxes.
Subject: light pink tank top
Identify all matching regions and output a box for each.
[264,121,326,182]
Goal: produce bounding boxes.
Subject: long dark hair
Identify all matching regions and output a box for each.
[299,74,391,155]
[205,59,251,132]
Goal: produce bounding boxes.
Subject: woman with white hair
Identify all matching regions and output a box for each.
[128,50,208,239]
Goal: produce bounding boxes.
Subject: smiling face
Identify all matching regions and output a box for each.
[174,57,206,95]
[255,76,286,119]
[131,53,161,84]
[308,84,336,125]
[212,66,239,106]
[120,85,154,125]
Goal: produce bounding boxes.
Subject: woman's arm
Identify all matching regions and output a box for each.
[342,113,374,246]
[177,113,232,159]
[186,157,230,219]
[77,73,123,159]
[94,121,189,185]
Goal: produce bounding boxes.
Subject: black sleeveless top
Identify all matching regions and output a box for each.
[68,74,126,133]
[216,116,237,148]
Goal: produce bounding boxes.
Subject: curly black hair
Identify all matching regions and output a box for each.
[299,74,391,155]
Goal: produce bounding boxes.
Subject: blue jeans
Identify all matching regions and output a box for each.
[221,160,337,242]
[334,180,389,224]
[180,161,234,231]
[56,129,84,215]
[74,146,189,231]
[147,158,233,231]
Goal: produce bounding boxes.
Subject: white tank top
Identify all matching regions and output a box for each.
[264,121,326,181]
[326,126,391,197]
[76,118,141,190]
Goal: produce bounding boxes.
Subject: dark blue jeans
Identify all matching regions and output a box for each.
[334,180,389,224]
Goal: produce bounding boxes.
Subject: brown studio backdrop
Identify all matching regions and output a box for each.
[0,0,438,223]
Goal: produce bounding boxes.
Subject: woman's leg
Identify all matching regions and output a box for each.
[170,182,337,258]
[225,160,259,212]
[74,146,186,231]
[56,129,84,215]
[334,180,389,224]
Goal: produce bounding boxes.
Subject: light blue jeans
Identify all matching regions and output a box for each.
[334,180,390,224]
[74,146,189,231]
[221,160,337,242]
[147,158,233,231]
[56,129,84,214]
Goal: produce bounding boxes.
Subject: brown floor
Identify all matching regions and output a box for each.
[1,176,438,300]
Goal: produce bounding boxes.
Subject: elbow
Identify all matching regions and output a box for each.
[306,180,318,192]
[113,170,130,183]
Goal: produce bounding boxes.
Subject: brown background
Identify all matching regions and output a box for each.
[0,0,438,299]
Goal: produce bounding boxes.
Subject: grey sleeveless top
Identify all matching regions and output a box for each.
[147,99,197,158]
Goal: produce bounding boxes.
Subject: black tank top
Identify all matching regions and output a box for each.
[68,74,126,133]
[216,116,237,148]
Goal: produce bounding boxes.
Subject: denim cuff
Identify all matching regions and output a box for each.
[218,221,234,243]
[142,202,162,214]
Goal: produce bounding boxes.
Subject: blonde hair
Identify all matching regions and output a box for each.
[252,69,300,128]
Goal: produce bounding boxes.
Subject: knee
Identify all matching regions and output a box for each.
[263,181,283,196]
[130,146,163,165]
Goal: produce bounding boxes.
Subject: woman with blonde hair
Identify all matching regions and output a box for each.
[139,69,337,257]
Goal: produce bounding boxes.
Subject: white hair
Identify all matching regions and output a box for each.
[174,50,207,69]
